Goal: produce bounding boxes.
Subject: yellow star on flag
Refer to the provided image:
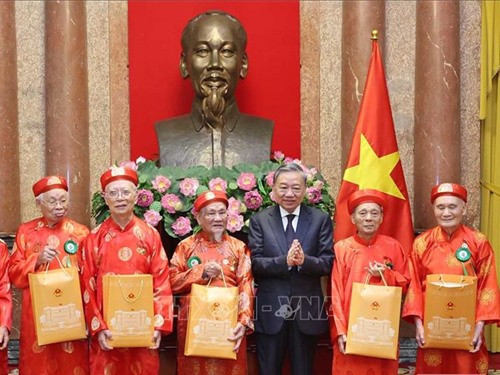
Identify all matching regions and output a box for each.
[343,134,405,199]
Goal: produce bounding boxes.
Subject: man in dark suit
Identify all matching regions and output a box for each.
[248,162,334,375]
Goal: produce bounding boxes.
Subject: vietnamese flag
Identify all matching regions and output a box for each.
[334,36,414,253]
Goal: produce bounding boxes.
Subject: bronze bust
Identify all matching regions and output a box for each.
[155,11,274,168]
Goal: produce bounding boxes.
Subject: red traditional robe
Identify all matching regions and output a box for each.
[330,233,410,375]
[82,216,173,374]
[9,217,89,375]
[403,224,500,374]
[0,241,12,375]
[170,232,254,375]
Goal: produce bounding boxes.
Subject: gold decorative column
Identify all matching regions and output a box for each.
[0,1,21,233]
[45,1,90,226]
[340,0,385,167]
[414,1,461,229]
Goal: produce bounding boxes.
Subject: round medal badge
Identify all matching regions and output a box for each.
[455,245,471,262]
[187,256,202,268]
[64,239,78,255]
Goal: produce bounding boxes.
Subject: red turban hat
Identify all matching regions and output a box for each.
[32,176,68,197]
[347,189,386,214]
[430,183,467,203]
[100,167,138,190]
[194,190,228,212]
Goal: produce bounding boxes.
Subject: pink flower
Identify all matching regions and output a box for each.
[227,197,242,215]
[237,172,257,191]
[306,167,318,182]
[313,180,324,190]
[171,217,192,237]
[137,189,154,207]
[179,178,199,196]
[161,194,182,214]
[284,157,294,164]
[152,175,171,193]
[143,210,161,226]
[273,150,285,162]
[244,190,263,210]
[208,178,228,192]
[265,171,275,187]
[226,213,244,233]
[119,160,138,171]
[306,187,322,204]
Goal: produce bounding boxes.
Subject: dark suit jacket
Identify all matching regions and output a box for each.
[248,204,334,336]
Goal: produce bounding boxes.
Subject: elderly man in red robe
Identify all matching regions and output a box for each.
[331,189,410,375]
[403,183,500,374]
[169,190,254,374]
[9,176,89,374]
[0,240,12,375]
[82,166,173,374]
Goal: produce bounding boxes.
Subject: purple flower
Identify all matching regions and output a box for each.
[208,178,228,192]
[152,175,171,193]
[161,194,182,214]
[137,189,154,207]
[179,178,199,196]
[306,187,322,204]
[237,172,257,191]
[171,217,192,237]
[143,210,161,226]
[226,213,244,233]
[244,190,263,210]
[265,171,275,187]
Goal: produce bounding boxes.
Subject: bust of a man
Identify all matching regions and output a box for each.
[155,11,274,168]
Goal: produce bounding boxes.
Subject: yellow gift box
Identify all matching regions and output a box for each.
[185,277,238,360]
[423,274,477,350]
[28,264,87,346]
[103,274,154,348]
[346,274,402,360]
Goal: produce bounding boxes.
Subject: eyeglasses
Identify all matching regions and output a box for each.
[105,189,136,199]
[41,199,68,208]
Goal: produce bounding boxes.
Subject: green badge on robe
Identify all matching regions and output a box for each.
[187,256,202,268]
[64,239,78,255]
[455,243,471,262]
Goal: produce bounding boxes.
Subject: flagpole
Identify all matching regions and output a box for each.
[371,29,378,40]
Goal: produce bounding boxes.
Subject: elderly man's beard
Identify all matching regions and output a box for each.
[213,230,224,242]
[201,86,227,129]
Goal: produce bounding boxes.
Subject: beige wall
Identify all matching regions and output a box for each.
[11,0,481,229]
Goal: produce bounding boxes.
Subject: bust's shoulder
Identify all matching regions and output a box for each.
[155,114,191,131]
[238,113,274,129]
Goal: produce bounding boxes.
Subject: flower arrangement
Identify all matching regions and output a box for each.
[91,152,335,239]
